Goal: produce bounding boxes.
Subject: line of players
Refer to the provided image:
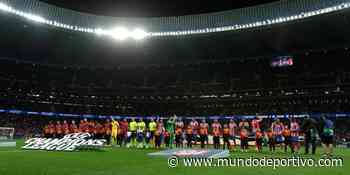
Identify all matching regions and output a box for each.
[172,117,301,154]
[42,117,305,153]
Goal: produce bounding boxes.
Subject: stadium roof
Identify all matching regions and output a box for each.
[39,0,279,17]
[1,7,350,66]
[1,0,350,66]
[2,0,350,40]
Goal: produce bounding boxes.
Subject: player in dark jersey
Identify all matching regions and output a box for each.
[222,124,231,150]
[320,116,335,156]
[240,128,249,152]
[266,128,275,152]
[175,126,183,148]
[185,124,193,148]
[104,119,112,145]
[282,125,292,153]
[255,128,263,152]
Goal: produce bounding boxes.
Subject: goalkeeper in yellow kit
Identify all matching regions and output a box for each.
[128,118,138,148]
[136,118,146,148]
[111,118,119,145]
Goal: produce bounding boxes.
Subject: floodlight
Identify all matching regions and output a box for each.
[0,3,12,12]
[23,13,46,23]
[131,29,148,40]
[110,27,130,40]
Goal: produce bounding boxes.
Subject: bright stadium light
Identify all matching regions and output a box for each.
[0,2,12,12]
[131,29,148,40]
[110,27,130,40]
[94,28,105,35]
[1,1,350,39]
[23,13,46,23]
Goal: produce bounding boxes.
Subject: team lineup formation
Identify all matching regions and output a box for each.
[42,115,335,156]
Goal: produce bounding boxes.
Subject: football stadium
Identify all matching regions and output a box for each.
[0,0,349,174]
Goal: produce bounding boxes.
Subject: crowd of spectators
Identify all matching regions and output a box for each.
[0,49,350,115]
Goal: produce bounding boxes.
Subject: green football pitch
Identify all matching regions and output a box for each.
[0,141,348,175]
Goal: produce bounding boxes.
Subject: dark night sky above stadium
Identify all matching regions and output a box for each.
[39,0,279,17]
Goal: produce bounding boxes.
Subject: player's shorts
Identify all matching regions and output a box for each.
[155,135,162,147]
[199,135,207,143]
[268,137,275,145]
[290,136,299,143]
[240,137,248,146]
[137,132,144,142]
[275,135,285,143]
[186,134,193,142]
[256,138,263,146]
[130,131,137,139]
[321,135,334,145]
[223,134,230,143]
[284,136,291,144]
[213,136,220,144]
[175,134,182,143]
[149,131,155,138]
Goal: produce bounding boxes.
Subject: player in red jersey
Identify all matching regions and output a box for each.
[175,120,184,148]
[43,124,50,138]
[55,121,63,138]
[229,119,238,147]
[185,124,194,148]
[211,119,222,149]
[156,119,164,136]
[282,125,292,153]
[255,128,263,152]
[118,118,129,147]
[266,128,275,152]
[93,122,103,139]
[164,130,171,148]
[104,119,112,145]
[70,120,79,133]
[88,121,95,134]
[79,119,89,133]
[199,119,209,148]
[189,118,199,144]
[78,120,84,132]
[154,119,164,149]
[272,119,284,148]
[251,117,262,133]
[154,128,162,149]
[62,120,70,135]
[175,119,184,129]
[240,127,249,152]
[48,121,55,138]
[239,119,250,130]
[93,121,99,138]
[175,119,184,148]
[290,117,300,153]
